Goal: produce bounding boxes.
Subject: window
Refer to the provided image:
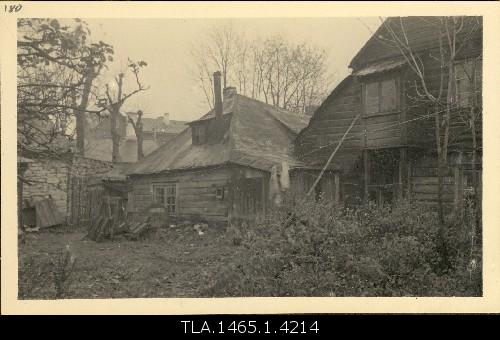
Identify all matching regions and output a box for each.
[153,187,165,205]
[455,58,482,108]
[192,125,207,145]
[153,184,177,214]
[364,78,398,115]
[216,186,225,200]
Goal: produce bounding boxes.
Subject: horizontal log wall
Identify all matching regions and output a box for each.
[129,167,231,222]
[295,77,364,170]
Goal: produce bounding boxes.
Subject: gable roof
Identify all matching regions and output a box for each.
[349,16,482,70]
[127,94,310,175]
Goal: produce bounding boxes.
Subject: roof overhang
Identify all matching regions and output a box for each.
[353,59,407,77]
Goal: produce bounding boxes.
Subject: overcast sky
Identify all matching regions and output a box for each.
[84,18,381,122]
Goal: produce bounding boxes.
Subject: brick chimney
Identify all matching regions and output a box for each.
[223,86,237,101]
[213,71,222,120]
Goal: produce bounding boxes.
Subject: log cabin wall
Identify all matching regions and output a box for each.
[128,164,271,224]
[295,17,482,207]
[295,76,364,170]
[128,166,231,223]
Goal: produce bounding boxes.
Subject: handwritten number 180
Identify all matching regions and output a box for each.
[5,4,23,13]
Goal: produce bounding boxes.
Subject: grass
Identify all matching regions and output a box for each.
[18,223,244,299]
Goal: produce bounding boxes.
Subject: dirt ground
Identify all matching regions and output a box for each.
[18,224,243,299]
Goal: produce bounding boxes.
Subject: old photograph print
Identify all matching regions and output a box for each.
[17,16,482,299]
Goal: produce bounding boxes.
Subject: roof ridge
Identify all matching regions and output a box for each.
[234,94,307,134]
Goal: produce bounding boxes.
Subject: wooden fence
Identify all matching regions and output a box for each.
[68,176,104,227]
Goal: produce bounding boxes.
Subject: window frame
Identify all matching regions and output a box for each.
[215,186,225,200]
[362,75,400,117]
[152,183,178,215]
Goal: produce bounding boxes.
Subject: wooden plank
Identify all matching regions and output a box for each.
[412,193,455,202]
[411,176,454,185]
[179,207,228,216]
[367,135,402,148]
[412,185,454,194]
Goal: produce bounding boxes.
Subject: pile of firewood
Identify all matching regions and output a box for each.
[123,219,153,240]
[86,199,153,242]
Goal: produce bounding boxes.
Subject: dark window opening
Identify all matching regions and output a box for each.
[364,78,398,115]
[192,125,207,145]
[216,186,225,200]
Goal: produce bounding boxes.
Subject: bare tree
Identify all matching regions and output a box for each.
[380,16,482,267]
[190,22,244,109]
[254,37,331,114]
[99,59,149,163]
[191,22,333,114]
[127,110,144,160]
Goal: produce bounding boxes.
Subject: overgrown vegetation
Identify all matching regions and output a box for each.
[19,244,76,299]
[19,197,481,299]
[205,197,482,297]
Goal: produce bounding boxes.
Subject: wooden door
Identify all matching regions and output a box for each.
[232,177,264,221]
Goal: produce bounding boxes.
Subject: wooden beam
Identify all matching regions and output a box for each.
[334,173,340,204]
[454,152,464,218]
[363,149,369,203]
[398,147,407,200]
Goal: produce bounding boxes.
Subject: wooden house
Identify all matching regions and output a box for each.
[126,72,310,224]
[294,16,482,209]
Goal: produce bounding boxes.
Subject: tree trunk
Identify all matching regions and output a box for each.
[470,106,481,228]
[76,72,94,156]
[110,108,121,163]
[137,130,144,160]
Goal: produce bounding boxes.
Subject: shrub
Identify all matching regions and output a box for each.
[19,244,77,299]
[202,197,482,297]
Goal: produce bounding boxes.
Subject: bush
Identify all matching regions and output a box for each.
[202,197,482,297]
[19,244,76,299]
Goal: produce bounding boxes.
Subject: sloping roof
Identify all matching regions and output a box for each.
[127,94,310,175]
[88,162,132,184]
[84,138,159,163]
[349,16,482,70]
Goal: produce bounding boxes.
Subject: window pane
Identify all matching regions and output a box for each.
[380,79,397,111]
[154,187,165,204]
[165,185,176,214]
[365,82,379,114]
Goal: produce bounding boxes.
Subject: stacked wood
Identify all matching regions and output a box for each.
[87,216,114,242]
[86,214,153,242]
[125,217,152,240]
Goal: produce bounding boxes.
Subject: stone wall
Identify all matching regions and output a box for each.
[22,155,114,219]
[23,158,70,215]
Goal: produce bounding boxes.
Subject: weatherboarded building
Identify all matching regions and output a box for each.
[126,72,309,223]
[294,16,482,209]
